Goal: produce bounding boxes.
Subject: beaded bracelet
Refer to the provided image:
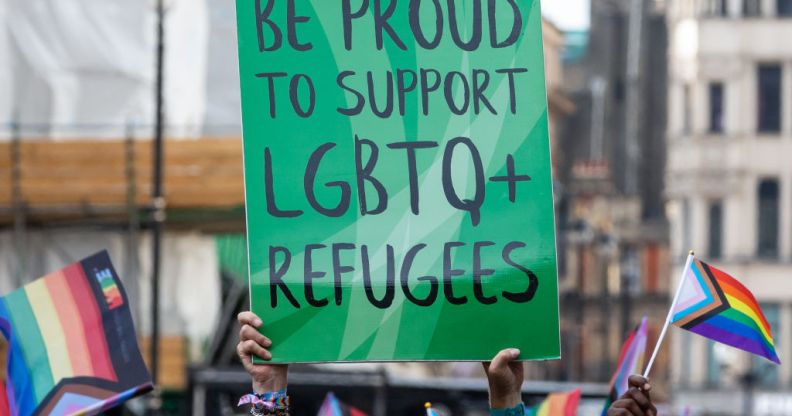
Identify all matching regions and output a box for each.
[238,390,290,416]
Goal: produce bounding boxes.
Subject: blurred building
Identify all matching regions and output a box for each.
[666,1,792,414]
[542,0,672,394]
[0,1,610,413]
[544,19,577,174]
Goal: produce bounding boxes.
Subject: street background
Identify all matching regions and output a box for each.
[2,0,791,415]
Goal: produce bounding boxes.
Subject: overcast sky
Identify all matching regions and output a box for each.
[541,0,590,31]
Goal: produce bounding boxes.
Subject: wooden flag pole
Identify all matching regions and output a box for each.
[642,251,695,379]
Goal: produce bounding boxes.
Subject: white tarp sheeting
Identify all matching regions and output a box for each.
[0,231,221,352]
[0,0,221,139]
[205,0,242,135]
[0,0,11,137]
[0,0,238,353]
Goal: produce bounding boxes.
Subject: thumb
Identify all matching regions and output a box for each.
[628,375,651,392]
[489,348,521,372]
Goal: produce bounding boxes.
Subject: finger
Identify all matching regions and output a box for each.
[508,359,524,379]
[607,408,632,416]
[236,342,252,364]
[624,400,645,416]
[488,348,521,371]
[610,399,635,410]
[240,339,273,361]
[239,325,272,347]
[627,375,651,392]
[627,387,651,409]
[608,409,633,416]
[238,311,264,328]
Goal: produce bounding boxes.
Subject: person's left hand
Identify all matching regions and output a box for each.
[237,311,288,393]
[482,348,524,409]
[607,375,656,416]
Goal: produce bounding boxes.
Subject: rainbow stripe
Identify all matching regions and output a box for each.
[527,389,581,416]
[317,392,368,416]
[94,268,123,310]
[0,251,152,416]
[672,258,780,364]
[601,317,649,415]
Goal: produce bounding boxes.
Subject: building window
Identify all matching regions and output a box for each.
[682,199,692,252]
[744,0,762,17]
[779,0,792,17]
[708,202,723,259]
[683,85,692,135]
[758,65,782,133]
[706,340,722,387]
[707,0,729,16]
[680,331,692,387]
[752,304,780,387]
[643,244,661,293]
[709,83,725,133]
[757,180,780,258]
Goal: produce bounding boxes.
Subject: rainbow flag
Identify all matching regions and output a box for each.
[527,389,581,416]
[601,317,649,415]
[318,392,368,416]
[672,257,780,364]
[0,251,152,416]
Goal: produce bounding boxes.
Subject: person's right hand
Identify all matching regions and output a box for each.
[237,311,288,393]
[482,348,524,409]
[607,375,656,416]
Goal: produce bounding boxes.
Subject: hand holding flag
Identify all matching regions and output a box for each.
[602,317,649,414]
[605,376,655,416]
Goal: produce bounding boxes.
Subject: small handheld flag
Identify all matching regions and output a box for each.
[527,389,581,416]
[425,402,441,416]
[671,258,779,363]
[318,392,368,416]
[644,252,780,378]
[601,317,649,415]
[0,251,153,416]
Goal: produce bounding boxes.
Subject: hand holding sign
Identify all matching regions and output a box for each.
[237,312,288,393]
[483,349,524,410]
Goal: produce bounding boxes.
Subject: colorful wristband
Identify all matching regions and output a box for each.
[238,389,290,415]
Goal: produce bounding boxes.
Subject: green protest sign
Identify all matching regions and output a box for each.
[236,0,559,362]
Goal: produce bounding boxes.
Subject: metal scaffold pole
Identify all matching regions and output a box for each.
[149,0,166,412]
[10,120,27,287]
[125,122,142,327]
